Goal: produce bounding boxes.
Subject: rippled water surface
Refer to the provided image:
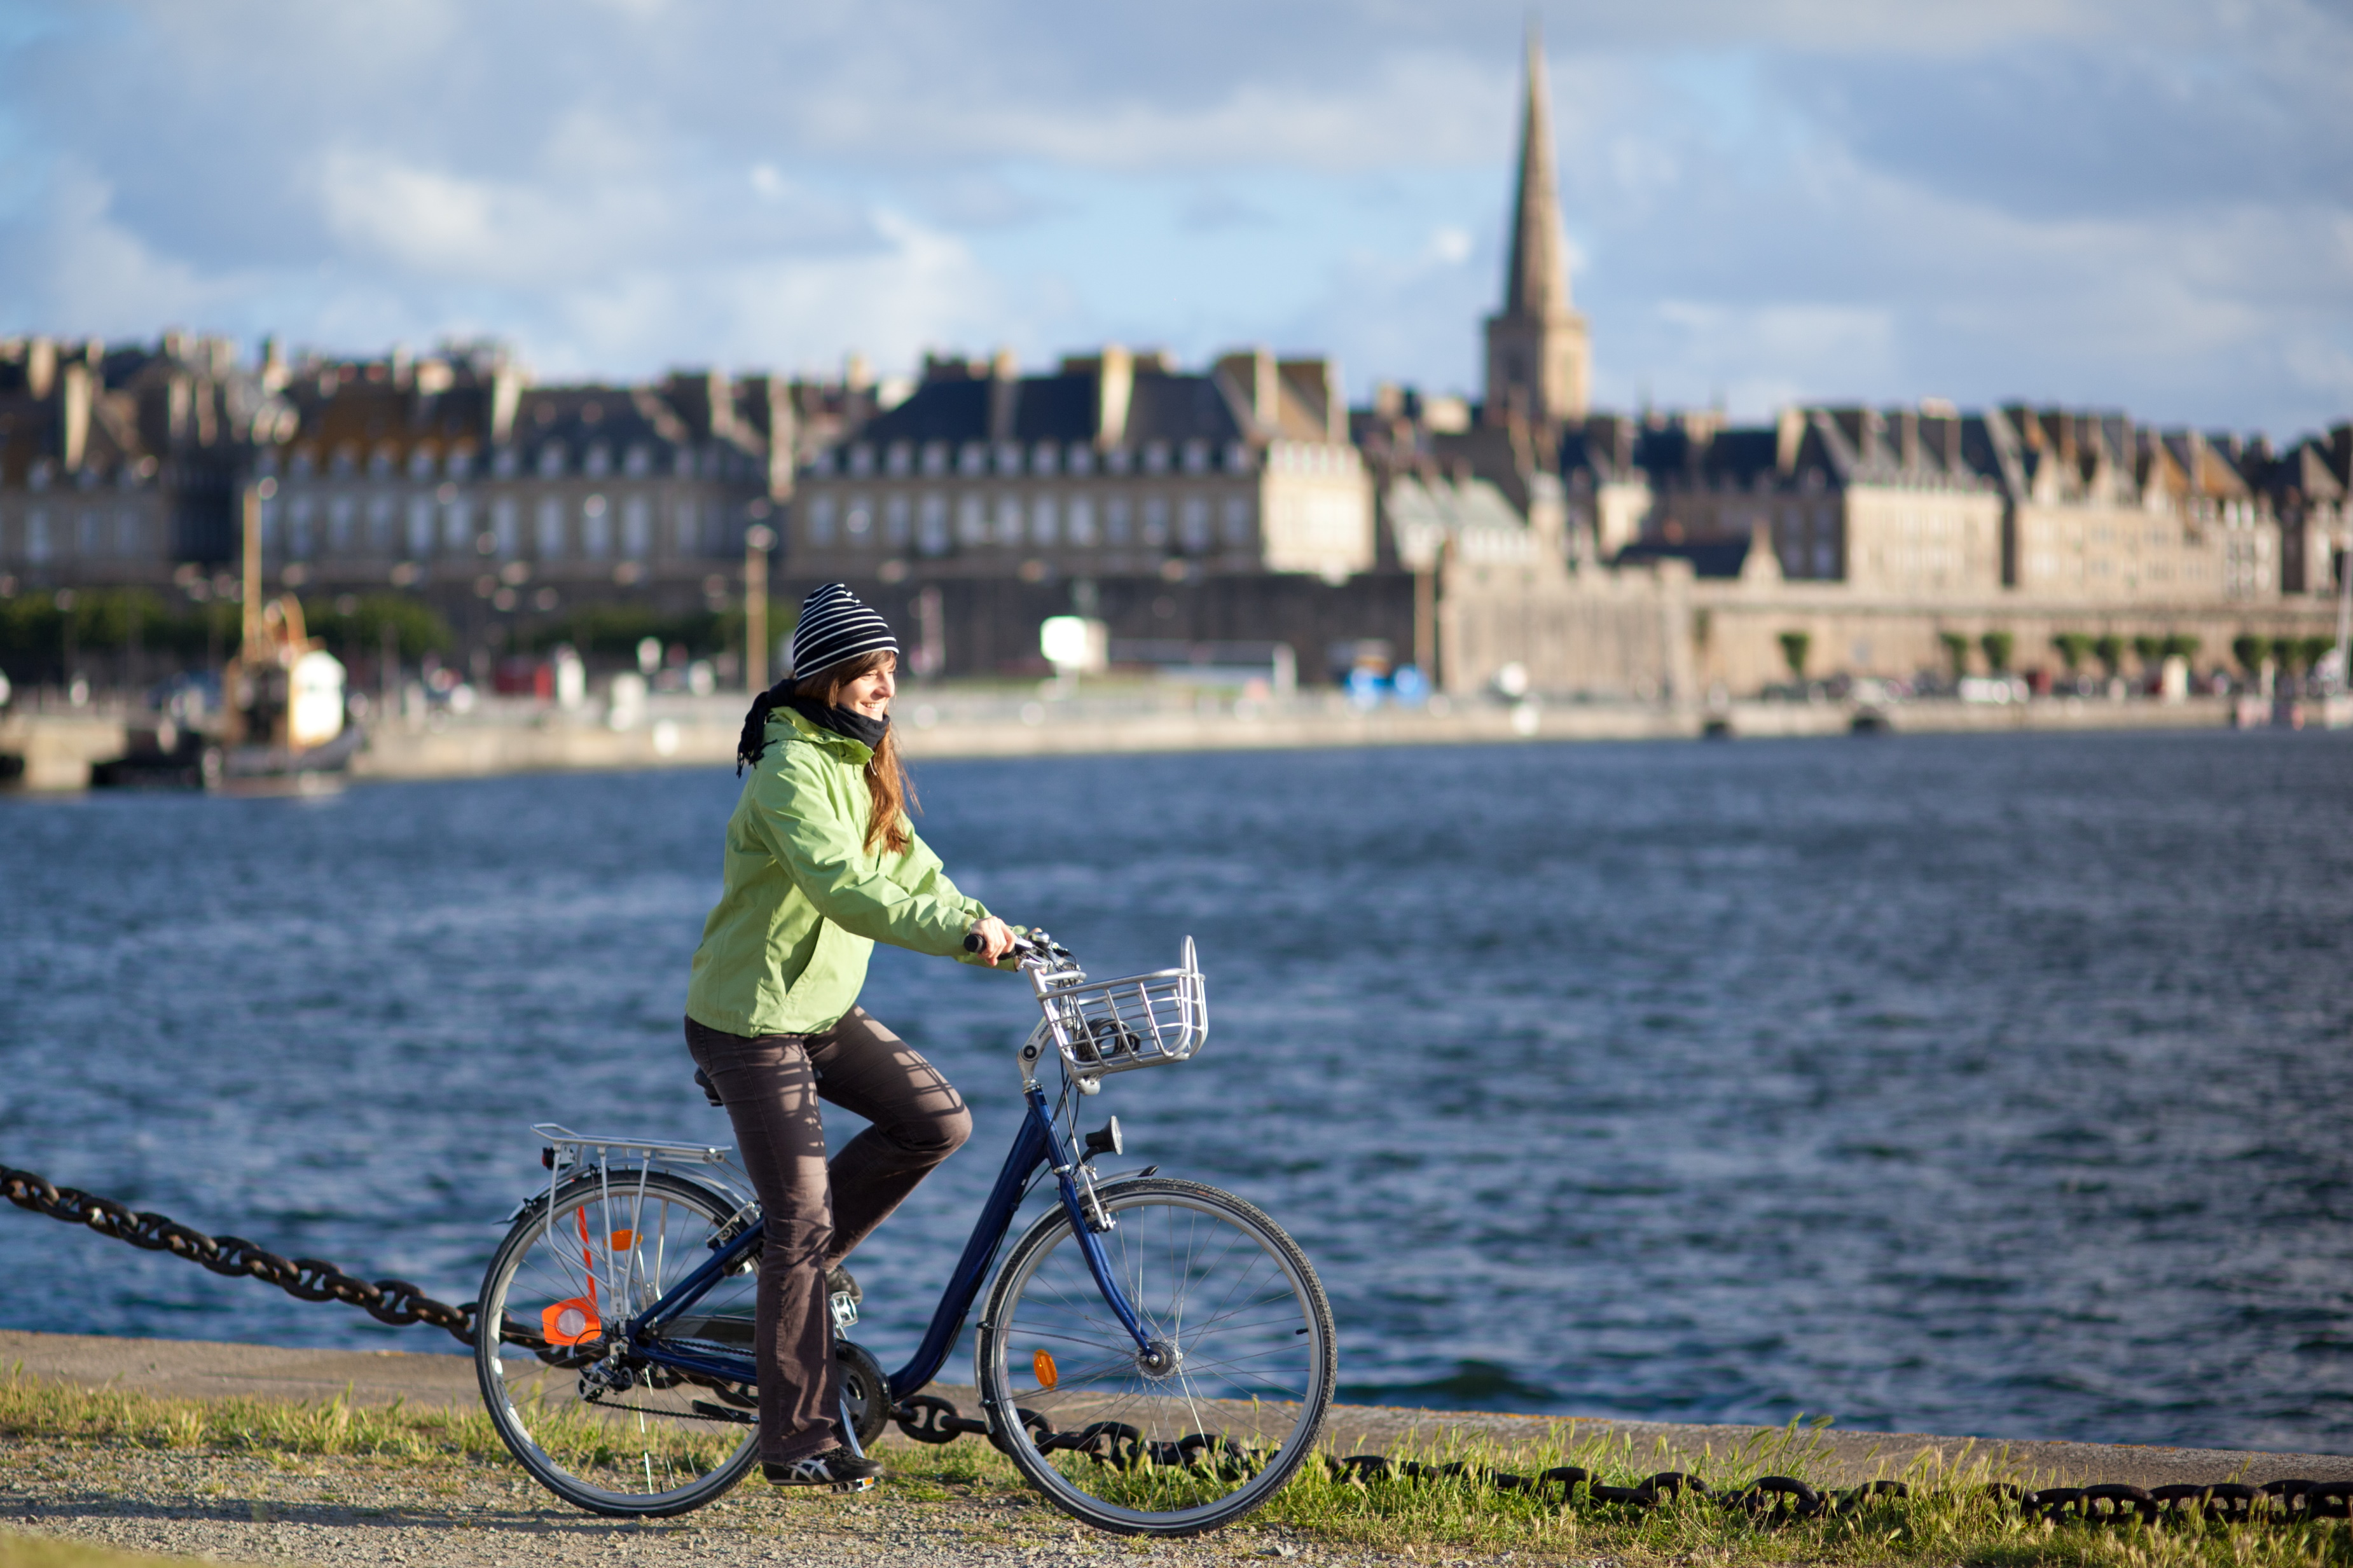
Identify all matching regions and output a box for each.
[4,729,2350,1453]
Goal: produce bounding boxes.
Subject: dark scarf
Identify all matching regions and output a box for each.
[736,684,890,774]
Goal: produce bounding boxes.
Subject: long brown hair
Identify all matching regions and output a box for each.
[796,650,917,855]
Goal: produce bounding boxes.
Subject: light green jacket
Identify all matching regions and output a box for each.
[685,708,999,1036]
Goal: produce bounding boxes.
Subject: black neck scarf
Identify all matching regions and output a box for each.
[736,684,890,774]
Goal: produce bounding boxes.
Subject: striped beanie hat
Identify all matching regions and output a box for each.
[789,582,897,679]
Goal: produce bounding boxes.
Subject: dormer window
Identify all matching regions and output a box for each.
[959,443,987,476]
[1106,447,1131,475]
[921,442,949,476]
[996,441,1022,474]
[28,459,53,491]
[677,448,697,478]
[539,444,566,478]
[448,445,475,479]
[1224,442,1250,474]
[1143,441,1170,474]
[332,444,357,478]
[886,442,913,476]
[408,447,435,479]
[258,450,282,476]
[493,446,519,478]
[584,444,611,478]
[291,450,315,479]
[849,444,875,476]
[624,444,651,477]
[1068,444,1094,476]
[369,446,395,478]
[1031,441,1059,476]
[1182,440,1210,474]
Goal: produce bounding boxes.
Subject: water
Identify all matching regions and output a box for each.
[3,729,2350,1454]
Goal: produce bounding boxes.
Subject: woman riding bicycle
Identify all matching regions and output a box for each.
[684,582,1019,1489]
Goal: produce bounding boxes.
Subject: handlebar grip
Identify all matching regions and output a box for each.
[963,932,983,953]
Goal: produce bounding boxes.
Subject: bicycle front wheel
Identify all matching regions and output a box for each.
[975,1177,1335,1536]
[475,1170,762,1517]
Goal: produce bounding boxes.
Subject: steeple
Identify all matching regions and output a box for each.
[1484,18,1590,428]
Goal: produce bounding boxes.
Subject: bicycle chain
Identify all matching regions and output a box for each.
[7,1160,2350,1527]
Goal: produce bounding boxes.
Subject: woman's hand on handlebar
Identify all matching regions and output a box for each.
[966,916,1018,966]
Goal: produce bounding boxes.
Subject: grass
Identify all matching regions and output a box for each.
[0,1537,212,1568]
[3,1368,2348,1565]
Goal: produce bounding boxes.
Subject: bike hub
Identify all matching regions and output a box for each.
[1134,1338,1183,1378]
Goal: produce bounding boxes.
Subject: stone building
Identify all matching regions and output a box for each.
[1482,22,1590,430]
[0,333,289,594]
[787,345,1372,587]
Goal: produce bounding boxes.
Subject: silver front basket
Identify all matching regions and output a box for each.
[1039,936,1208,1080]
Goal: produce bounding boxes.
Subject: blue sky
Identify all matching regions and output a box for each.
[2,0,2348,436]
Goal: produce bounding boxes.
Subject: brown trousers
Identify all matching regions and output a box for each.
[682,1008,972,1462]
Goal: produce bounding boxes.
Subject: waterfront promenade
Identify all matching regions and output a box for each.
[0,688,2304,791]
[3,1329,2347,1568]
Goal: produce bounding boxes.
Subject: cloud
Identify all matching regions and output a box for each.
[0,0,2344,434]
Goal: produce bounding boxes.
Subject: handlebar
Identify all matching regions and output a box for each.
[963,930,1073,965]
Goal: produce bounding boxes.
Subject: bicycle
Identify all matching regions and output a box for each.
[473,934,1336,1536]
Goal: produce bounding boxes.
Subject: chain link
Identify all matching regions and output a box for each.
[6,1160,2349,1525]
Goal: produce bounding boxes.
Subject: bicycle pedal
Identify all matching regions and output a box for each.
[829,1290,859,1331]
[832,1476,876,1494]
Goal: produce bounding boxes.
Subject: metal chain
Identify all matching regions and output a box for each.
[6,1160,2350,1525]
[0,1162,548,1353]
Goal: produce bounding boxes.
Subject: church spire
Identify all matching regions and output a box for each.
[1503,17,1568,318]
[1484,18,1590,427]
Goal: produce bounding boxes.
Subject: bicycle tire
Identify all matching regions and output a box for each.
[475,1169,762,1517]
[975,1177,1335,1536]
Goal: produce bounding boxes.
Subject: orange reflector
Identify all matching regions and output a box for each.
[1032,1349,1058,1390]
[541,1297,602,1346]
[609,1230,635,1252]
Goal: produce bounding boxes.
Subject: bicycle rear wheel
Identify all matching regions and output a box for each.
[475,1170,762,1517]
[975,1177,1335,1536]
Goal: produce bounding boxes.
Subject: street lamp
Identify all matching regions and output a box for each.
[743,522,776,694]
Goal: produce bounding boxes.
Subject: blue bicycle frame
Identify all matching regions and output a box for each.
[615,1082,1149,1400]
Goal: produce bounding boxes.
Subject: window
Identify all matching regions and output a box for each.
[448,446,475,479]
[807,495,838,546]
[258,497,279,550]
[675,449,697,478]
[956,495,987,546]
[997,441,1022,474]
[289,497,315,559]
[584,444,611,479]
[331,497,357,551]
[332,445,358,479]
[493,497,519,558]
[408,495,435,556]
[921,443,949,476]
[1142,496,1170,546]
[76,511,100,556]
[537,444,565,478]
[918,494,950,555]
[537,496,567,557]
[368,495,396,553]
[673,499,700,554]
[116,512,142,557]
[993,495,1022,546]
[1179,497,1211,551]
[369,447,395,479]
[1068,444,1094,476]
[493,446,519,478]
[1182,440,1210,474]
[408,448,436,479]
[1143,441,1170,474]
[1221,496,1253,546]
[623,495,651,558]
[624,444,651,478]
[1067,496,1096,546]
[959,443,987,476]
[26,509,50,562]
[886,443,912,476]
[1032,441,1059,476]
[885,493,912,547]
[845,497,873,542]
[582,495,611,558]
[1105,497,1132,545]
[1030,495,1056,546]
[290,450,315,479]
[443,495,473,549]
[849,444,875,476]
[257,450,281,477]
[1106,446,1132,475]
[1225,442,1250,474]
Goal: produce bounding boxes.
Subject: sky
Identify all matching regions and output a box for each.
[1,0,2349,437]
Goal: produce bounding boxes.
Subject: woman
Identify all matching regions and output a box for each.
[685,582,1018,1489]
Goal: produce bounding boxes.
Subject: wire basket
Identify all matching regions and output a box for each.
[1038,937,1208,1079]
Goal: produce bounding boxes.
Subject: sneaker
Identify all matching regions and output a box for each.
[765,1448,883,1491]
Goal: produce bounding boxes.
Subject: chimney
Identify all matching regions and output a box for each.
[1775,406,1805,474]
[1215,348,1279,432]
[61,360,91,471]
[1896,409,1922,471]
[490,364,523,444]
[987,351,1019,443]
[260,334,288,394]
[1280,357,1346,443]
[27,335,56,399]
[1094,345,1132,447]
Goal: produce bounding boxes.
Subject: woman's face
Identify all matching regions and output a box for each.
[838,656,897,719]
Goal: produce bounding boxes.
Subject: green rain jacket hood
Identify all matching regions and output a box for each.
[686,708,1002,1036]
